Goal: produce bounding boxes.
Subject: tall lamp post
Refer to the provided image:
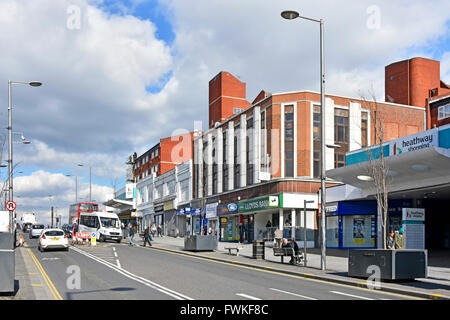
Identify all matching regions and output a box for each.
[8,80,41,233]
[78,163,91,202]
[281,10,327,270]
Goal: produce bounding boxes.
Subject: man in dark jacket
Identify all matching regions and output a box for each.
[142,226,152,247]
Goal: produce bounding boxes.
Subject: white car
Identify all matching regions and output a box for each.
[38,228,69,252]
[30,224,45,239]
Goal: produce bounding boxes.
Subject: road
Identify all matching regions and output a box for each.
[22,232,418,301]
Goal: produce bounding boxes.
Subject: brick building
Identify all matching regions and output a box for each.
[428,93,450,128]
[193,71,426,245]
[385,57,450,129]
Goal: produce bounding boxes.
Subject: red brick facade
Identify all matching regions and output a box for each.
[385,57,450,128]
[209,71,251,128]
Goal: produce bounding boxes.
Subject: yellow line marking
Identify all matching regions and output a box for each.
[27,249,63,300]
[429,294,444,299]
[31,284,43,287]
[149,247,424,300]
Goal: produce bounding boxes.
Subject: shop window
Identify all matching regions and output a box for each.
[342,215,375,248]
[326,215,339,248]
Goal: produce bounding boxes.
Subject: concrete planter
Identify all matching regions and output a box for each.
[348,249,427,280]
[184,235,218,251]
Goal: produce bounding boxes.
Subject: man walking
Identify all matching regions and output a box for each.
[129,224,135,246]
[157,224,162,237]
[142,226,152,247]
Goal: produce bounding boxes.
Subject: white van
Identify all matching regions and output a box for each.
[77,211,122,243]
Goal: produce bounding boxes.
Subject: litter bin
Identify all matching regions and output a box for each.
[253,240,265,260]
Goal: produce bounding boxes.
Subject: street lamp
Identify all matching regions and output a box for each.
[8,80,41,233]
[281,10,327,270]
[78,163,92,202]
[66,174,78,203]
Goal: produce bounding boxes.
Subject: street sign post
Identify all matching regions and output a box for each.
[5,201,16,211]
[91,232,96,246]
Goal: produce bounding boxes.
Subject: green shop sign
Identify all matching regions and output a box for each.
[238,195,280,213]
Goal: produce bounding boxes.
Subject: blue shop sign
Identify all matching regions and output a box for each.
[177,207,193,215]
[217,203,238,216]
[326,201,377,216]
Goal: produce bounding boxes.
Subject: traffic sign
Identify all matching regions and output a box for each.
[5,201,16,211]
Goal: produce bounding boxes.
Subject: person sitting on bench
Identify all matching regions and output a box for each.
[282,238,300,264]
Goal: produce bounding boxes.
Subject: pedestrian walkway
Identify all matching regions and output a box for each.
[126,234,450,300]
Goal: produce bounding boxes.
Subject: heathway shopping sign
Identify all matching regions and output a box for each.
[238,196,279,213]
[390,128,438,155]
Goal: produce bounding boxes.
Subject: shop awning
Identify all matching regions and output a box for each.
[103,198,133,209]
[326,146,450,196]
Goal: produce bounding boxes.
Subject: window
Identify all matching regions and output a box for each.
[180,179,189,202]
[334,109,349,169]
[438,104,450,120]
[284,105,294,177]
[246,117,254,185]
[361,112,368,148]
[313,105,321,178]
[234,125,240,189]
[223,131,228,192]
[212,137,217,194]
[260,110,267,171]
[80,215,97,228]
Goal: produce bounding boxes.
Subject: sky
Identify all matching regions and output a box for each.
[0,0,449,225]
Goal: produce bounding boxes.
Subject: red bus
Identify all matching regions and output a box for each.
[68,202,99,226]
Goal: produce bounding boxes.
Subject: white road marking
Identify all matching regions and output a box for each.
[116,259,121,268]
[71,246,192,300]
[236,293,262,300]
[269,288,318,300]
[114,251,118,257]
[330,291,375,300]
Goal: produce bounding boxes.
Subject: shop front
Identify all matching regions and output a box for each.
[153,204,164,232]
[205,202,219,236]
[163,200,177,237]
[326,201,378,249]
[326,199,418,249]
[217,202,239,242]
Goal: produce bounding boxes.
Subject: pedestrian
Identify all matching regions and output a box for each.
[386,229,395,249]
[274,228,283,248]
[157,224,162,237]
[394,227,405,249]
[141,226,152,247]
[151,223,157,237]
[129,224,135,246]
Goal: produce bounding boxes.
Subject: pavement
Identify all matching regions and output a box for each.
[127,234,450,300]
[3,233,450,300]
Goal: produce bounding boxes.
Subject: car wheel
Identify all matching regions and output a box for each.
[116,239,121,243]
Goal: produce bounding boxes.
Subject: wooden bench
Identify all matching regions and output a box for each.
[273,247,303,265]
[225,246,241,256]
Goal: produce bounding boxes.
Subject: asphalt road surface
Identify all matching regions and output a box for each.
[23,233,419,301]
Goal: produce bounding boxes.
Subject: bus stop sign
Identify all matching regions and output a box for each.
[5,201,16,211]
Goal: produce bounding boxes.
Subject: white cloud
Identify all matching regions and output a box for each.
[13,170,113,226]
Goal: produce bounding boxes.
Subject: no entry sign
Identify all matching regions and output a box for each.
[6,201,16,211]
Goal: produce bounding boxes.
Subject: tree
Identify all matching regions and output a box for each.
[360,89,391,249]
